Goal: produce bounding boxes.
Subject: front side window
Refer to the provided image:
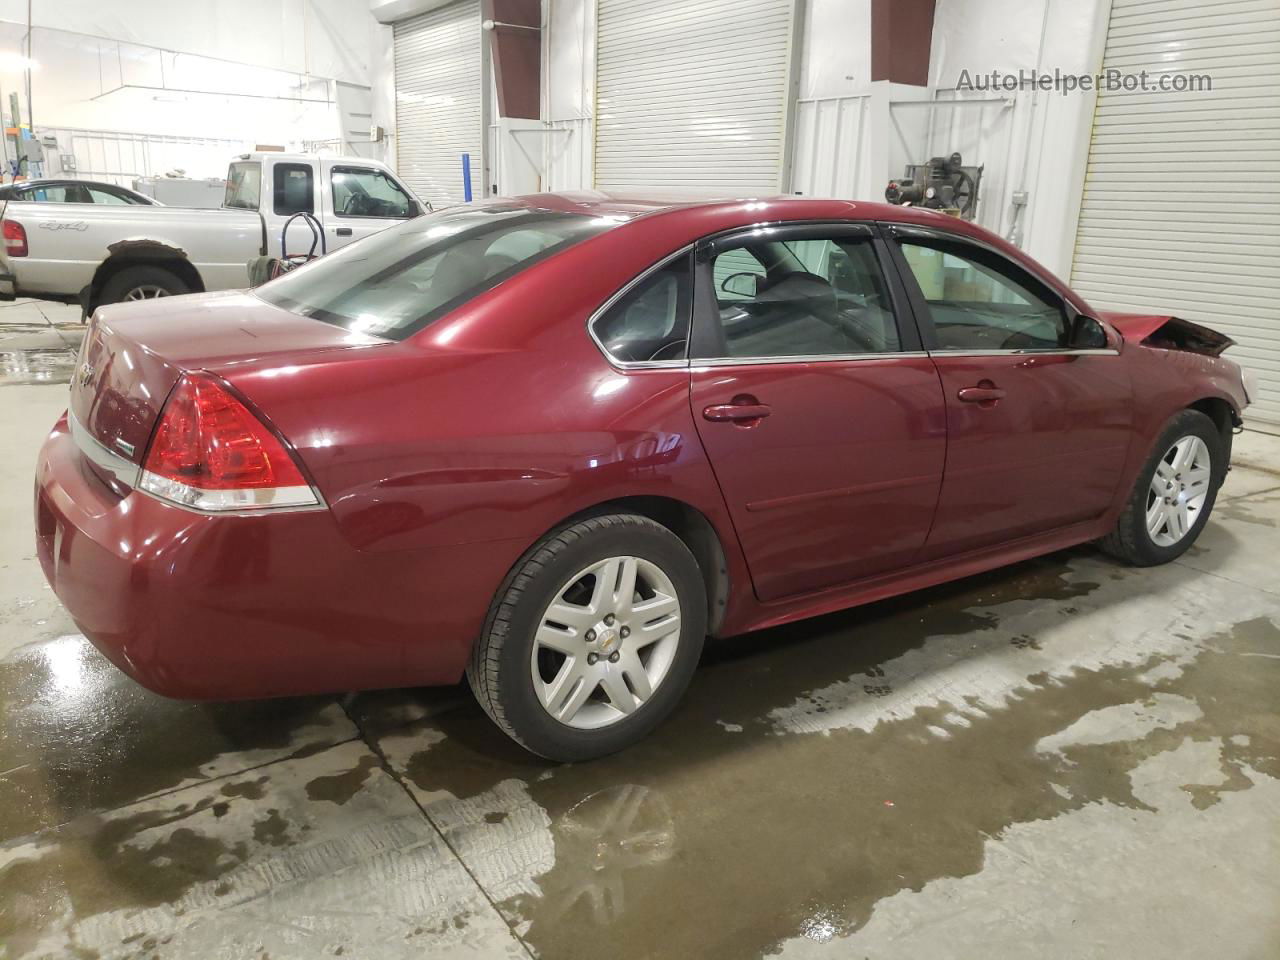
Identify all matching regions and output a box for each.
[591,255,692,363]
[273,163,314,216]
[898,239,1067,351]
[332,167,414,218]
[225,162,261,210]
[704,236,900,358]
[257,205,615,340]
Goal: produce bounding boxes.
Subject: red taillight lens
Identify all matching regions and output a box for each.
[3,219,28,257]
[139,373,319,511]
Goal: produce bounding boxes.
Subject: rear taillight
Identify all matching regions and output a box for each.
[3,219,27,257]
[138,372,320,512]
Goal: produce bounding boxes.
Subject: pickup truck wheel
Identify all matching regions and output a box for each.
[100,265,190,305]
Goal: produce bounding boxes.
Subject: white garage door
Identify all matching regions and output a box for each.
[1071,0,1280,427]
[594,0,796,192]
[393,0,482,205]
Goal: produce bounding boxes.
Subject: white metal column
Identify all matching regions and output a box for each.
[1071,0,1280,427]
[393,0,483,205]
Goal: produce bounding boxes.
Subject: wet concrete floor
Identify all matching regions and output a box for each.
[2,314,1279,958]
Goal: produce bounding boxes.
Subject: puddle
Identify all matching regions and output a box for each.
[382,555,1279,960]
[0,635,357,841]
[0,347,78,386]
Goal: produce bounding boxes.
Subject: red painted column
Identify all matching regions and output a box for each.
[483,0,541,119]
[870,0,937,87]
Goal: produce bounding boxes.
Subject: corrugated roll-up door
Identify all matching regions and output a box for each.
[594,0,796,193]
[1071,0,1280,427]
[393,0,482,205]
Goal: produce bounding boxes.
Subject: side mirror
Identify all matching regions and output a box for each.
[720,271,760,299]
[1069,314,1108,349]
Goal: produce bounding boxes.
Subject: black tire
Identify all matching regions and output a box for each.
[1098,409,1225,566]
[99,265,190,304]
[467,514,707,762]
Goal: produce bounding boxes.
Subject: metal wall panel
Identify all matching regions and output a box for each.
[1071,0,1280,426]
[393,0,483,205]
[594,0,796,192]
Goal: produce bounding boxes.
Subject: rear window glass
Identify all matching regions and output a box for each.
[255,205,615,340]
[225,162,261,209]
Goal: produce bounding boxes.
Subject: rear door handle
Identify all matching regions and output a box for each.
[957,384,1006,404]
[703,403,772,422]
[334,227,353,237]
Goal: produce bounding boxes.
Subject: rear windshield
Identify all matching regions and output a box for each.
[255,205,614,339]
[225,162,261,209]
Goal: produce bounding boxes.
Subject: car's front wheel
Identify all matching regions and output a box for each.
[1099,408,1226,566]
[468,514,706,761]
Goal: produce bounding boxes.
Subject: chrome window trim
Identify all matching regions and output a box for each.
[586,244,696,370]
[692,351,931,368]
[929,348,1121,358]
[69,412,139,488]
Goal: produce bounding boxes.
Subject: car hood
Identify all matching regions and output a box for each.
[1100,311,1235,358]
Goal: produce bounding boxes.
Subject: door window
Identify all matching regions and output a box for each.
[272,163,314,216]
[591,255,692,363]
[704,236,900,358]
[332,167,415,218]
[85,187,134,205]
[898,239,1068,351]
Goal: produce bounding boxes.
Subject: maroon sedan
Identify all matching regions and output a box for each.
[35,195,1251,760]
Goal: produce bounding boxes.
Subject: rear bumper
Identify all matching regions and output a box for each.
[35,414,520,700]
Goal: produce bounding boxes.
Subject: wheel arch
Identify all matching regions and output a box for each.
[1187,395,1238,465]
[87,241,205,311]
[552,495,732,634]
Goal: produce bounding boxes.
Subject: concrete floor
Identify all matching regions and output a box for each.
[1,298,1278,959]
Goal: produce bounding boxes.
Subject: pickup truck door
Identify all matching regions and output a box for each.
[258,157,326,261]
[319,160,420,251]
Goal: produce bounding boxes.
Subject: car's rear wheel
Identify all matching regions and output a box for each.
[467,514,706,761]
[100,265,190,305]
[1099,409,1225,566]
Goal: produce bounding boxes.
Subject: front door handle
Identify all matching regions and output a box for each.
[703,402,772,423]
[334,227,353,237]
[957,382,1006,405]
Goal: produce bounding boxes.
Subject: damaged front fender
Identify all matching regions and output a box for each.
[1100,311,1235,357]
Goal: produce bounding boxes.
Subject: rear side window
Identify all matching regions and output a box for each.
[256,205,615,340]
[273,163,314,216]
[225,162,261,209]
[591,255,692,363]
[704,236,900,359]
[332,166,414,218]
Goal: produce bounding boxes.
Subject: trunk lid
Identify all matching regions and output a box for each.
[71,289,388,474]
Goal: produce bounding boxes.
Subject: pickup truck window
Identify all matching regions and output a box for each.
[332,166,414,219]
[225,162,261,209]
[256,206,615,340]
[274,162,314,216]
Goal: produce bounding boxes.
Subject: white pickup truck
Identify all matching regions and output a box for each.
[0,152,424,311]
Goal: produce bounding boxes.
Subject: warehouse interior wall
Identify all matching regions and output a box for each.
[0,1,380,180]
[530,0,1108,279]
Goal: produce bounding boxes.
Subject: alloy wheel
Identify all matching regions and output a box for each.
[531,555,682,730]
[124,285,171,300]
[1146,435,1212,547]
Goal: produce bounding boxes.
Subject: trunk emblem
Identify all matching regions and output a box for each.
[113,437,136,457]
[76,362,94,388]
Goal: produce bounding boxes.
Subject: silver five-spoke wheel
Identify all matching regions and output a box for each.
[124,285,172,301]
[532,555,681,729]
[1146,435,1212,547]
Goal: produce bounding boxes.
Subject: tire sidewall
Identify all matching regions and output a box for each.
[101,265,189,304]
[494,520,707,762]
[1125,410,1225,564]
